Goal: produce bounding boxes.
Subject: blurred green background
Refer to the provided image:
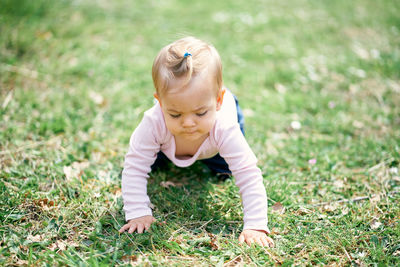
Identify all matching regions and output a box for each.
[1,0,399,265]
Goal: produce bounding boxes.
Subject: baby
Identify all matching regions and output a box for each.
[119,36,274,247]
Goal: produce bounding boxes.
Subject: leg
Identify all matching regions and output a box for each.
[201,153,231,175]
[151,151,171,171]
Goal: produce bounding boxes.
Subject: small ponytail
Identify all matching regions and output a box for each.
[152,36,222,96]
[166,48,193,82]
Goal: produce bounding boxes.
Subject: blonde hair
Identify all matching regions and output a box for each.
[152,36,223,97]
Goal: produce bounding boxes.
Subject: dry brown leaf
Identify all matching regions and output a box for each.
[160,181,175,188]
[63,161,90,181]
[160,181,183,188]
[34,198,56,208]
[370,219,382,229]
[49,239,78,252]
[224,255,243,267]
[294,243,304,249]
[89,90,106,106]
[72,161,90,170]
[63,166,76,181]
[341,206,350,215]
[297,206,312,215]
[274,83,287,94]
[15,259,29,266]
[370,194,381,203]
[271,202,285,214]
[333,179,345,189]
[121,255,137,263]
[270,227,280,235]
[27,234,45,242]
[2,90,13,109]
[322,203,338,212]
[208,232,219,250]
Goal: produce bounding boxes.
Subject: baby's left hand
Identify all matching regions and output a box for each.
[239,229,274,247]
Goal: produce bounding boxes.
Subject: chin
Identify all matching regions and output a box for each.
[180,132,203,140]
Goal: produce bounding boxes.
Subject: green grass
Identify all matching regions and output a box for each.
[1,0,399,265]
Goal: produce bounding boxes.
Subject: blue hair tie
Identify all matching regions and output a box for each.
[184,52,192,58]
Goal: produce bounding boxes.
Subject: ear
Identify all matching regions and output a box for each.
[216,88,225,111]
[154,93,162,107]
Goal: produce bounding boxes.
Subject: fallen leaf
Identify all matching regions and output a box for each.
[27,234,45,243]
[72,161,90,170]
[2,90,13,109]
[333,179,345,189]
[294,243,304,249]
[48,243,57,251]
[36,31,53,40]
[322,203,337,212]
[63,161,90,181]
[370,219,382,229]
[290,121,302,130]
[389,167,398,175]
[160,181,182,188]
[352,120,364,129]
[271,202,285,214]
[297,206,312,215]
[224,255,243,267]
[370,194,381,203]
[34,198,56,207]
[341,206,350,215]
[121,255,137,263]
[89,90,106,106]
[274,83,287,94]
[160,181,176,188]
[15,259,29,266]
[208,232,219,250]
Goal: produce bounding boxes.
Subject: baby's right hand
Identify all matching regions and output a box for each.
[119,215,156,234]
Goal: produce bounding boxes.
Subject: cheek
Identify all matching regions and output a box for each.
[165,118,178,130]
[202,113,216,128]
[162,114,176,130]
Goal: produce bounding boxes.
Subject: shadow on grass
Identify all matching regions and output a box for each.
[99,162,242,255]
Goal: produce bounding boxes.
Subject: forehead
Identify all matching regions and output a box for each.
[162,75,217,111]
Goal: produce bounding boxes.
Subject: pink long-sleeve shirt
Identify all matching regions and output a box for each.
[121,90,269,232]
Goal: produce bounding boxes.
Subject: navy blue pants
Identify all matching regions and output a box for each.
[151,94,245,175]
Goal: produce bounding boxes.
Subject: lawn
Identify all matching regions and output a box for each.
[1,0,399,265]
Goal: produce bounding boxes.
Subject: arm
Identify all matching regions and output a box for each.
[217,124,273,246]
[120,113,161,233]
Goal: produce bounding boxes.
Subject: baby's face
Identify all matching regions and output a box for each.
[157,74,221,142]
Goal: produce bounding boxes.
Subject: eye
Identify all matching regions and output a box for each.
[169,114,181,118]
[196,111,208,117]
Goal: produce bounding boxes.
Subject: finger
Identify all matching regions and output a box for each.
[263,235,274,247]
[238,233,245,244]
[254,237,264,247]
[144,223,151,232]
[246,237,254,246]
[119,223,132,233]
[266,236,275,248]
[119,224,128,233]
[128,223,137,234]
[137,224,145,234]
[260,236,269,247]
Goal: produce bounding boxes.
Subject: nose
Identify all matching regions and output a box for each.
[181,115,196,128]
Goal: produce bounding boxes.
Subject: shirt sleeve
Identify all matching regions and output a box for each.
[216,123,270,233]
[121,112,161,221]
